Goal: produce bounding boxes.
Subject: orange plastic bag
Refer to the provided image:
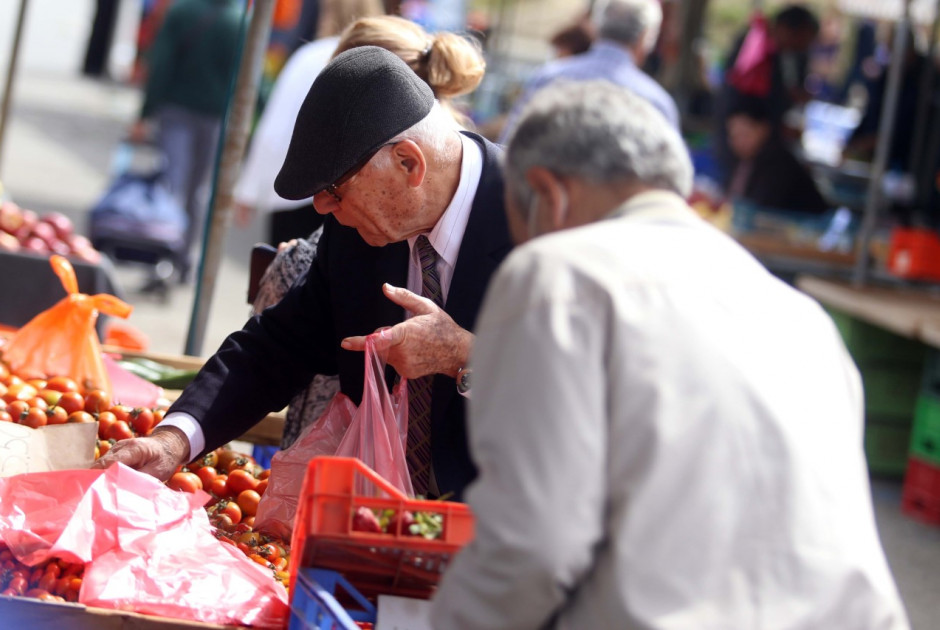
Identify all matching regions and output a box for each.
[2,255,132,394]
[0,464,288,628]
[253,333,412,538]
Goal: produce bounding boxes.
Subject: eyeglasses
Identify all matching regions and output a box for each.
[322,142,398,204]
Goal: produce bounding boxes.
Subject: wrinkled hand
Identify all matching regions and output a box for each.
[341,283,472,379]
[91,426,190,482]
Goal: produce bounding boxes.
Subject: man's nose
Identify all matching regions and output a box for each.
[312,192,336,215]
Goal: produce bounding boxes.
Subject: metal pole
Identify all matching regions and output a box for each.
[0,0,29,180]
[185,0,276,356]
[852,5,911,286]
[907,0,940,197]
[674,0,708,122]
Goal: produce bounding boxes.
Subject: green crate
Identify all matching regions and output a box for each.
[826,308,927,365]
[861,363,923,418]
[911,394,940,465]
[864,418,913,478]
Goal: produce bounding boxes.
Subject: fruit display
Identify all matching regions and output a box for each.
[351,505,444,540]
[0,359,291,600]
[0,200,101,264]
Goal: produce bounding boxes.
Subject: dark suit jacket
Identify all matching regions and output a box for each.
[169,133,513,498]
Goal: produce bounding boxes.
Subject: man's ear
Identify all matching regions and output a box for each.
[525,167,567,229]
[391,140,427,188]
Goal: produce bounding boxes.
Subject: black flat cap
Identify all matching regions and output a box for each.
[274,46,435,200]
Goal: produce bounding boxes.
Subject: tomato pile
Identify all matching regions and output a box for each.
[0,361,292,599]
[171,446,292,592]
[0,546,84,602]
[0,365,163,457]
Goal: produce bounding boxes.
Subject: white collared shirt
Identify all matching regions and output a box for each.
[406,133,482,305]
[162,132,484,459]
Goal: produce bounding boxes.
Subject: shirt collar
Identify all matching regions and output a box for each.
[409,133,483,268]
[591,39,637,65]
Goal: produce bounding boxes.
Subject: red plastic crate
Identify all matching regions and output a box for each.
[901,457,940,525]
[887,227,940,282]
[289,457,474,603]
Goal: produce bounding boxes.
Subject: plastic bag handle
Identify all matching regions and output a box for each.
[90,294,133,319]
[50,255,79,295]
[339,456,409,501]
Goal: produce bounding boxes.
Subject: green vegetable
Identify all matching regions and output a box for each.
[115,357,199,389]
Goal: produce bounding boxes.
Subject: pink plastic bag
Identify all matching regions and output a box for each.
[0,464,288,628]
[335,333,413,497]
[253,333,412,538]
[727,12,775,97]
[253,393,358,539]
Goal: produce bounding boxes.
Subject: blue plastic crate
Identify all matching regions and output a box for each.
[290,568,377,630]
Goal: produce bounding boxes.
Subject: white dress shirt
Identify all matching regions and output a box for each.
[431,191,909,629]
[162,133,483,458]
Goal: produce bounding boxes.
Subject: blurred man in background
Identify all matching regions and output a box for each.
[499,0,678,143]
[432,80,908,629]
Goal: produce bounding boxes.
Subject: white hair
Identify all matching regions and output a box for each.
[505,80,692,212]
[593,0,662,53]
[373,101,461,169]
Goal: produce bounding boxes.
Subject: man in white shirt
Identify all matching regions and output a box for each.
[431,80,909,629]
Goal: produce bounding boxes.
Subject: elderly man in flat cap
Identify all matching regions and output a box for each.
[96,46,513,499]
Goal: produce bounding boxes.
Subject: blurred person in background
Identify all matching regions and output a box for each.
[498,0,678,144]
[233,0,385,244]
[431,79,909,630]
[725,95,828,213]
[246,16,487,448]
[716,4,820,186]
[130,0,243,282]
[548,15,595,59]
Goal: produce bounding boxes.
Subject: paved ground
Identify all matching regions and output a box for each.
[2,63,940,630]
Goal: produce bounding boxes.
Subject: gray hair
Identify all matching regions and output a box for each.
[374,100,461,170]
[505,80,692,211]
[594,0,662,53]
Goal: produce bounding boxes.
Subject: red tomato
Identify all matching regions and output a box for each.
[4,382,38,403]
[66,411,96,424]
[167,471,203,493]
[20,407,46,428]
[109,404,132,423]
[45,406,69,425]
[106,419,134,441]
[25,378,47,391]
[83,389,111,415]
[153,408,166,426]
[98,439,115,456]
[7,400,29,422]
[255,478,268,496]
[130,407,154,435]
[225,456,255,474]
[226,469,259,495]
[218,500,242,524]
[236,489,261,517]
[38,571,57,593]
[96,410,117,439]
[213,513,235,531]
[57,392,85,415]
[195,466,219,488]
[257,469,271,481]
[45,376,78,393]
[210,475,230,498]
[25,396,48,411]
[8,576,27,595]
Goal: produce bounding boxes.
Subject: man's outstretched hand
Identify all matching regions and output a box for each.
[341,283,472,379]
[91,426,191,481]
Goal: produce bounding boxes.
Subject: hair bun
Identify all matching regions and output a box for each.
[425,32,485,98]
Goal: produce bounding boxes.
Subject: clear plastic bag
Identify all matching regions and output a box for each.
[253,334,412,538]
[2,255,132,394]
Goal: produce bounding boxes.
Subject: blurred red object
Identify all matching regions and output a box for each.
[103,319,149,351]
[887,227,940,282]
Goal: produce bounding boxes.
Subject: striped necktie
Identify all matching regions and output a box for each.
[407,235,442,495]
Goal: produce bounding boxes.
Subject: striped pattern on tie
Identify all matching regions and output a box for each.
[407,235,442,495]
